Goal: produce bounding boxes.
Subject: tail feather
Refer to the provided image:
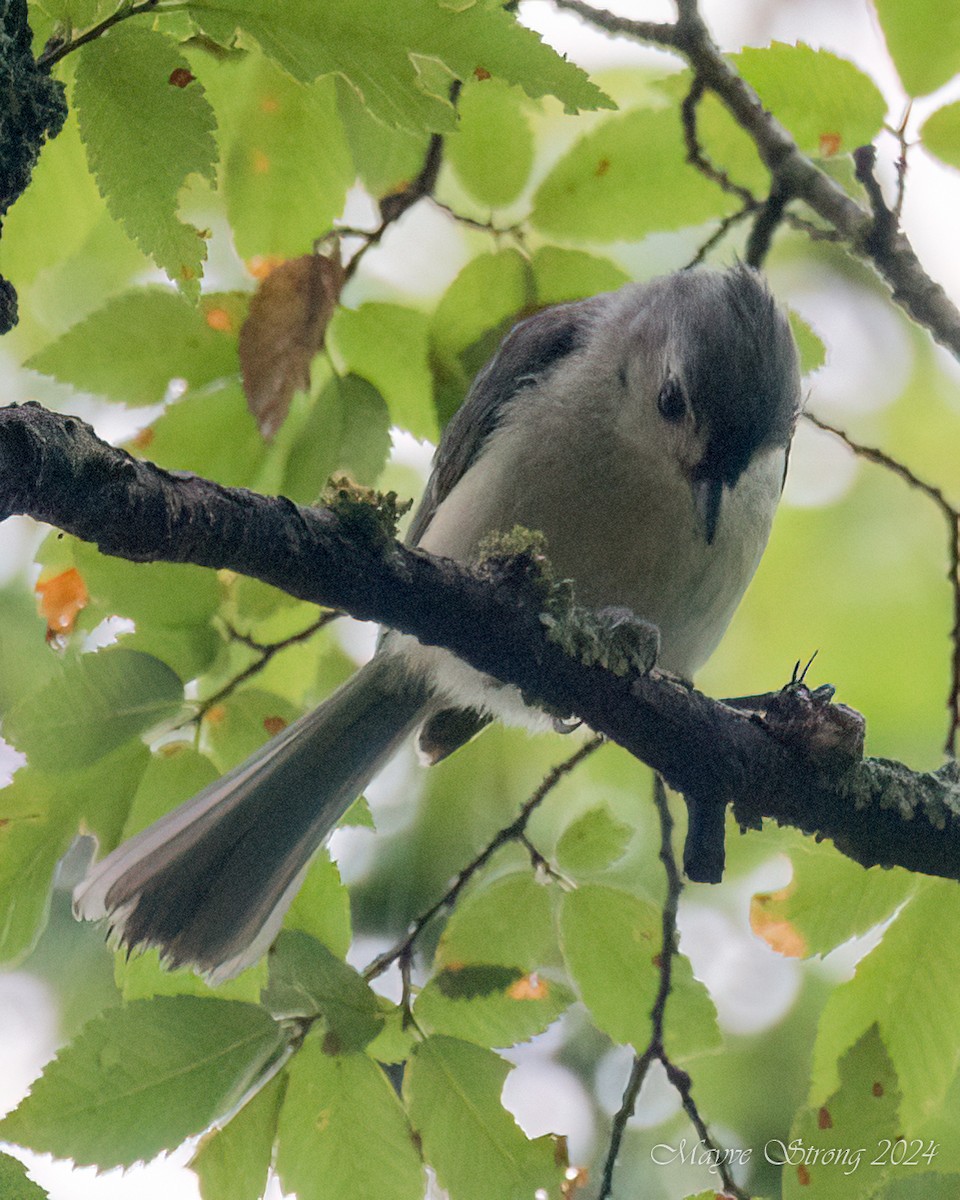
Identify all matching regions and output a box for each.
[74,655,431,980]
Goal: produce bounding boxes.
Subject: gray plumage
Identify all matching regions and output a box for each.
[74,263,801,979]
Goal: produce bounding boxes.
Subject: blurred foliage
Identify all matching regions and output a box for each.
[0,2,959,1199]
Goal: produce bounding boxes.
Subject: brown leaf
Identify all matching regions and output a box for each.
[238,250,345,438]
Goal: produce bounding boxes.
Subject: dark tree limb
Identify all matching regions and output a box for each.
[3,400,960,882]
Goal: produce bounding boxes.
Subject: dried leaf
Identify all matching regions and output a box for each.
[238,251,345,437]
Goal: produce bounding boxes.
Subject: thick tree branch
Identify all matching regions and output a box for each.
[553,0,960,362]
[4,401,960,882]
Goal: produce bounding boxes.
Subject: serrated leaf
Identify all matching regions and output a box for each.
[416,968,574,1049]
[204,54,353,258]
[340,793,376,829]
[73,24,217,291]
[446,78,534,207]
[784,1027,900,1199]
[329,303,436,440]
[282,851,352,958]
[873,0,960,96]
[750,842,915,959]
[4,647,183,771]
[811,881,960,1130]
[191,1071,286,1200]
[115,946,268,1004]
[555,806,633,875]
[0,744,148,964]
[0,1153,48,1200]
[531,104,744,241]
[560,884,720,1059]
[187,0,612,133]
[263,931,383,1052]
[405,1036,563,1200]
[734,44,886,156]
[0,997,287,1168]
[276,1036,423,1200]
[921,102,960,172]
[789,312,827,376]
[239,253,345,437]
[27,289,243,405]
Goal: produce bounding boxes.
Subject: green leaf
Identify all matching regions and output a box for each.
[27,290,244,405]
[811,881,960,1130]
[121,744,220,838]
[530,246,630,305]
[4,647,183,771]
[263,931,383,1052]
[789,311,827,377]
[555,806,633,875]
[73,24,218,292]
[203,690,301,773]
[430,249,532,425]
[734,44,886,156]
[191,1071,287,1200]
[204,53,353,258]
[340,793,376,829]
[751,842,916,959]
[116,946,268,1004]
[560,884,720,1059]
[0,1153,48,1200]
[920,102,960,172]
[416,968,573,1049]
[335,75,431,197]
[531,104,744,241]
[282,850,352,957]
[435,872,562,971]
[0,997,287,1168]
[282,373,392,505]
[405,1036,563,1200]
[0,743,149,963]
[329,303,436,440]
[187,0,613,133]
[140,381,266,489]
[784,1027,900,1199]
[276,1036,423,1200]
[873,0,960,96]
[446,78,534,207]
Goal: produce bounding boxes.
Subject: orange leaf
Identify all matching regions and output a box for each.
[238,250,345,438]
[750,886,808,958]
[506,972,549,1001]
[35,567,88,638]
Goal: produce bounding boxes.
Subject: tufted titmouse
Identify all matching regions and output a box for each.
[74,263,801,980]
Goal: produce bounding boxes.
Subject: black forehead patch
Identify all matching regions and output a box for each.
[671,264,801,484]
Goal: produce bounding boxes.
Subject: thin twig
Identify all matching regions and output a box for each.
[685,204,754,268]
[363,734,603,982]
[681,75,757,207]
[599,776,749,1200]
[197,611,340,717]
[38,0,164,68]
[887,102,913,224]
[806,412,960,756]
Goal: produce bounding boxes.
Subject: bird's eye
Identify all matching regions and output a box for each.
[657,378,686,424]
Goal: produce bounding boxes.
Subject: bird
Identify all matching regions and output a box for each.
[73,262,802,981]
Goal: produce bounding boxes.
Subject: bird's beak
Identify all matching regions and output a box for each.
[691,476,723,545]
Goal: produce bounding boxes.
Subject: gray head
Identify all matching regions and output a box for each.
[618,263,801,541]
